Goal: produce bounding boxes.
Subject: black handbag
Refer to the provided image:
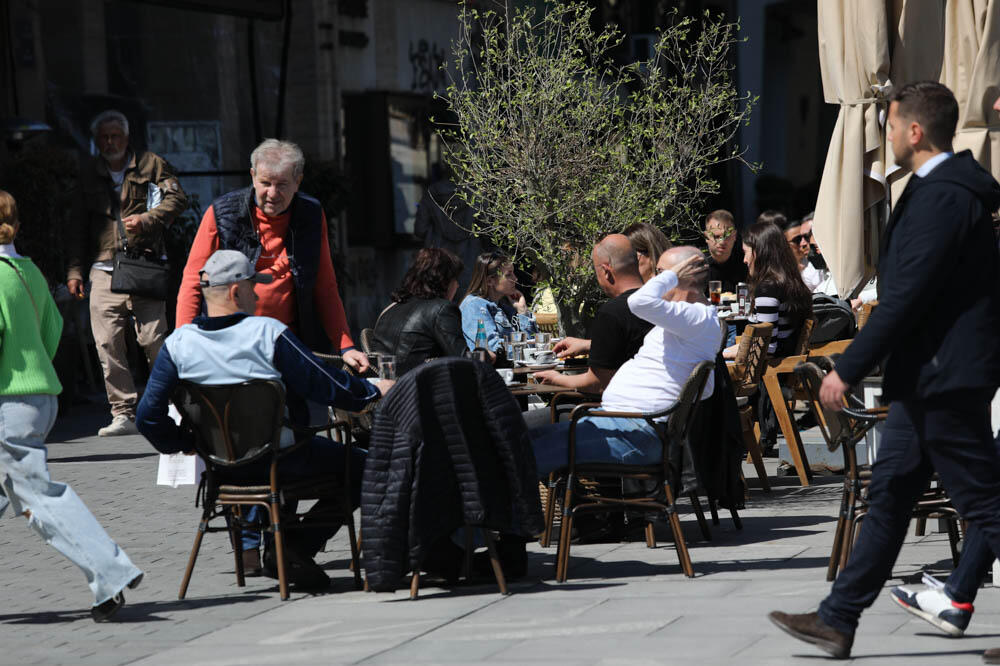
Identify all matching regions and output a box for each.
[110,217,170,300]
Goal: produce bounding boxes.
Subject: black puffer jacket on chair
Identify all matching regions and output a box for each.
[361,357,544,591]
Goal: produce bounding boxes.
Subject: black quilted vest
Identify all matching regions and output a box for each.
[211,186,330,351]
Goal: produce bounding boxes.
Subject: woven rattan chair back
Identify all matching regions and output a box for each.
[360,328,377,355]
[794,317,816,356]
[732,323,773,395]
[535,312,559,334]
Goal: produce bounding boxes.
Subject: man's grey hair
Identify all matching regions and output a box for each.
[90,110,129,137]
[250,139,305,179]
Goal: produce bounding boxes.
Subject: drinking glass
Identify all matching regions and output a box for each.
[463,349,488,363]
[535,332,551,351]
[709,280,722,306]
[378,354,396,380]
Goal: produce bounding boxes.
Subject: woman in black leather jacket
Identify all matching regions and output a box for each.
[372,248,468,375]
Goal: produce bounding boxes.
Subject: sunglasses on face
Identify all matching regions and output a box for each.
[787,232,813,245]
[704,228,736,243]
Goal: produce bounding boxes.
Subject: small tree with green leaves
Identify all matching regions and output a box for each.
[440,1,755,332]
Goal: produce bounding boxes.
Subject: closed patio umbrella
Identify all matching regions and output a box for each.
[814,0,947,297]
[941,0,1000,181]
[814,0,892,298]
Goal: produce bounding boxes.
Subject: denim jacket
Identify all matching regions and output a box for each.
[458,295,537,351]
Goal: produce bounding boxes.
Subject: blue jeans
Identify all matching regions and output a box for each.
[819,389,1000,634]
[530,416,662,479]
[237,437,366,554]
[0,395,142,606]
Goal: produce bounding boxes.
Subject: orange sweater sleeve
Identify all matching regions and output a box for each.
[314,212,355,351]
[176,206,220,326]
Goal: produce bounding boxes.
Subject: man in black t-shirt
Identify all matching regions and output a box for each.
[534,234,650,394]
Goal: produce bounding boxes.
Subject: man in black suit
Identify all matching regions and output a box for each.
[768,81,1000,661]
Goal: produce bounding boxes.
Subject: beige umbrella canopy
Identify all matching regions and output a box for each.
[814,0,946,298]
[813,0,892,298]
[941,0,1000,182]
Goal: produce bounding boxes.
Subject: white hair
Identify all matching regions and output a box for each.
[90,110,129,137]
[250,139,305,179]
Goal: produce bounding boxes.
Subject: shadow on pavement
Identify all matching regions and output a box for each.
[49,452,156,463]
[377,580,624,602]
[563,554,831,580]
[0,594,270,624]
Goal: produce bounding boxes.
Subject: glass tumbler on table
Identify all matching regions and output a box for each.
[709,280,722,306]
[535,332,551,352]
[377,354,396,380]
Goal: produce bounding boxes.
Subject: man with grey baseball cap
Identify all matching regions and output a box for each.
[198,249,274,287]
[137,249,390,588]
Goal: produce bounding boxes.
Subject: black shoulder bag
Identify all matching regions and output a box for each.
[110,216,170,301]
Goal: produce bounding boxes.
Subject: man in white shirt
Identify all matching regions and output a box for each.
[529,246,720,477]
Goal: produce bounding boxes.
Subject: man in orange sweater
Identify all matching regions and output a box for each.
[177,139,368,373]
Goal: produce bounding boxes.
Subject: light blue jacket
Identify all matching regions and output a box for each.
[458,294,537,351]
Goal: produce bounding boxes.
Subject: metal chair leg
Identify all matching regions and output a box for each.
[554,480,575,582]
[483,530,509,595]
[269,499,289,601]
[346,515,363,590]
[410,569,421,600]
[178,516,210,600]
[228,510,246,587]
[689,492,711,541]
[709,498,720,526]
[645,521,656,548]
[664,484,694,578]
[729,507,742,531]
[541,475,560,548]
[946,518,962,568]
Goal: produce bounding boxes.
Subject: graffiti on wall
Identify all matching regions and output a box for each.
[408,39,447,93]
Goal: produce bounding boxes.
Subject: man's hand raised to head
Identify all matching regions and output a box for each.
[669,253,709,284]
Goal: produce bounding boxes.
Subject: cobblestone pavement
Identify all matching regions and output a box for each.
[2,401,999,665]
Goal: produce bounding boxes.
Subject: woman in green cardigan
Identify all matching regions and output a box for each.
[0,190,142,621]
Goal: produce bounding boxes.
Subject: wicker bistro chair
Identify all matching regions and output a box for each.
[795,360,963,581]
[856,301,878,330]
[552,361,715,582]
[359,328,376,355]
[173,380,362,601]
[535,312,560,335]
[728,323,774,493]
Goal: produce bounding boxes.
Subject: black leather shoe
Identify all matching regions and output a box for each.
[263,545,330,591]
[769,611,853,659]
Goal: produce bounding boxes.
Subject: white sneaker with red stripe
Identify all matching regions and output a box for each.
[890,573,973,637]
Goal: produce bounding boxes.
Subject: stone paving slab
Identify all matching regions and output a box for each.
[3,404,999,665]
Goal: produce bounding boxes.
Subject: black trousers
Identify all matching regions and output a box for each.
[818,388,1000,633]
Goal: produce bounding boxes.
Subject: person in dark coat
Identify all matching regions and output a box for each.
[361,357,544,591]
[769,82,1000,662]
[372,248,468,375]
